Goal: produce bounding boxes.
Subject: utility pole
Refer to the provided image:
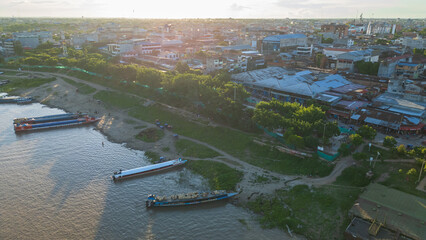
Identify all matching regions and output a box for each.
[417,160,425,183]
[234,84,236,102]
[323,122,326,145]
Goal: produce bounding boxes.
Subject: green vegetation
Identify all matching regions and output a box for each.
[161,147,170,152]
[144,151,160,163]
[238,219,248,228]
[249,174,272,184]
[6,43,251,129]
[123,118,137,124]
[379,164,426,198]
[94,90,141,109]
[335,166,372,187]
[136,127,165,142]
[248,185,361,239]
[244,142,333,177]
[130,104,254,158]
[175,139,220,158]
[354,61,380,76]
[362,145,394,160]
[383,136,397,148]
[349,134,363,146]
[186,160,243,191]
[321,37,334,44]
[62,77,96,94]
[356,125,377,140]
[253,99,340,148]
[0,77,55,93]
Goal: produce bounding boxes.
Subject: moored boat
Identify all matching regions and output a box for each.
[14,116,100,132]
[0,96,33,104]
[13,113,87,124]
[146,190,238,207]
[112,158,187,181]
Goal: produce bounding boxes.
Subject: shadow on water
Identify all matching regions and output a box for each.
[1,103,289,240]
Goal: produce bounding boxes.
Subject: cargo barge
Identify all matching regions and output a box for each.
[14,116,100,132]
[146,190,238,207]
[112,158,187,181]
[14,113,87,124]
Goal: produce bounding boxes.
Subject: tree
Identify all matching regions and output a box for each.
[287,134,304,149]
[349,134,363,146]
[304,135,319,149]
[375,39,390,45]
[356,125,376,140]
[396,144,406,157]
[338,143,351,157]
[406,168,417,182]
[321,38,334,44]
[175,61,190,74]
[13,41,24,55]
[355,61,380,76]
[383,136,397,148]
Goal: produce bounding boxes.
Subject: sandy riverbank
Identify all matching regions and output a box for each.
[19,76,181,160]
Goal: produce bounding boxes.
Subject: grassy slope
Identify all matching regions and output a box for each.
[186,160,243,191]
[62,77,96,94]
[175,139,220,158]
[0,77,55,93]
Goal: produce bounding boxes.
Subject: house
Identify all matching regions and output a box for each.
[158,51,179,61]
[107,43,134,55]
[347,184,426,240]
[323,48,353,60]
[336,49,379,72]
[13,31,53,49]
[395,62,424,79]
[261,34,307,55]
[321,24,348,38]
[377,54,412,78]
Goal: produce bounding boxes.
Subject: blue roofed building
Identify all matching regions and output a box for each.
[261,34,307,55]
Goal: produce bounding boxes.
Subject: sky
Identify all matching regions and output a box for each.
[0,0,425,19]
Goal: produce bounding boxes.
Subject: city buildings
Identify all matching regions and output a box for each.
[321,24,348,38]
[261,34,307,55]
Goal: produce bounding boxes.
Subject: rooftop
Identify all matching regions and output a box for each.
[350,184,426,239]
[263,34,307,42]
[374,92,425,117]
[337,49,375,61]
[232,67,353,98]
[397,62,421,67]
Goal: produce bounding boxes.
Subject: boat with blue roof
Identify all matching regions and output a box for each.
[112,158,187,181]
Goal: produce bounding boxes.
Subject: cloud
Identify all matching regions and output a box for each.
[230,3,249,11]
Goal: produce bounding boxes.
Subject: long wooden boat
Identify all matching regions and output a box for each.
[0,96,33,104]
[146,190,238,207]
[13,113,87,124]
[14,116,100,132]
[112,158,187,181]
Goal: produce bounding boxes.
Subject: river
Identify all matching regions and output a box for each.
[0,103,285,240]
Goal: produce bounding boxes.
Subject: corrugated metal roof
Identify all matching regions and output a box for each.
[397,62,419,67]
[351,184,426,239]
[263,34,306,42]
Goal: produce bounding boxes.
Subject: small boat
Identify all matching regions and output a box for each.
[0,96,33,104]
[13,113,87,124]
[146,190,238,207]
[112,158,187,181]
[14,116,100,132]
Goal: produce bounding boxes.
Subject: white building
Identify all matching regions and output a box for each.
[158,51,179,60]
[107,43,134,55]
